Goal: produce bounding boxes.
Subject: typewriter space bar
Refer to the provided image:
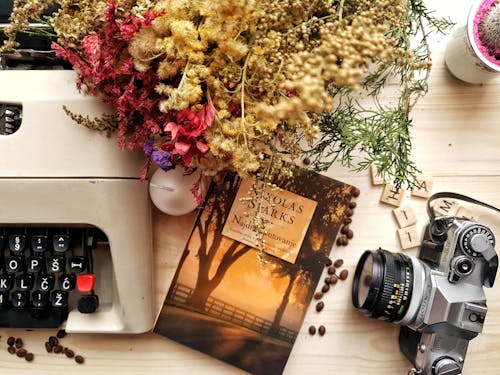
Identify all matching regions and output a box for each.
[0,307,68,328]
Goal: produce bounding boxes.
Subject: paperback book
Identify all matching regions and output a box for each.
[154,167,356,374]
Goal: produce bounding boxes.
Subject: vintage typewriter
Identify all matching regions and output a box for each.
[0,4,154,333]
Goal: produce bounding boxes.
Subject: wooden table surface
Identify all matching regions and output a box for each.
[1,1,500,374]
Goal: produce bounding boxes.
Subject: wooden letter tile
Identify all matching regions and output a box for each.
[393,206,417,228]
[380,184,405,207]
[433,198,460,217]
[411,178,433,199]
[397,225,420,250]
[370,165,386,185]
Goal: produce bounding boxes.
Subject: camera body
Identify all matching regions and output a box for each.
[352,195,498,375]
[398,216,497,374]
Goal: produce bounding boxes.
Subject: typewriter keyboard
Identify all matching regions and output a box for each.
[0,225,105,328]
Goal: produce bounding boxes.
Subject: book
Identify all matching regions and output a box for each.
[154,166,356,374]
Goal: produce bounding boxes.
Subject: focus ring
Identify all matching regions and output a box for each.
[373,250,396,320]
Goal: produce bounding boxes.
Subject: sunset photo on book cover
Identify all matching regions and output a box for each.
[154,168,355,375]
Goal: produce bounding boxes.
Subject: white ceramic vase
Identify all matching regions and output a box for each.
[445,0,500,84]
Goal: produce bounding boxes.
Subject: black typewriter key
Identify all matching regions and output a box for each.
[50,290,68,308]
[5,256,23,273]
[59,274,75,291]
[37,274,55,291]
[27,256,44,273]
[32,291,50,308]
[47,256,65,273]
[78,294,99,314]
[9,234,26,252]
[52,235,70,252]
[12,291,29,308]
[68,257,87,274]
[16,275,34,290]
[0,275,12,291]
[0,291,9,307]
[31,235,49,252]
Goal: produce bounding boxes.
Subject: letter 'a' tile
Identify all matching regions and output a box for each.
[393,206,417,228]
[411,178,433,199]
[380,184,405,207]
[397,225,419,250]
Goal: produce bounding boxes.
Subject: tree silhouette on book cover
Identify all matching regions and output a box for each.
[155,167,356,375]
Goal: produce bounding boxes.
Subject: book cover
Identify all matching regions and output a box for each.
[154,167,356,374]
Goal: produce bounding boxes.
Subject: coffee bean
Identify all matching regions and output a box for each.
[327,266,336,275]
[325,258,332,267]
[352,187,361,197]
[324,276,331,284]
[329,275,338,284]
[65,348,75,358]
[346,208,354,217]
[56,329,67,339]
[314,291,324,300]
[343,217,352,225]
[321,284,330,293]
[7,336,15,347]
[53,344,63,354]
[316,301,325,312]
[25,352,34,362]
[348,201,357,209]
[346,229,354,239]
[318,325,326,336]
[16,348,27,358]
[48,336,59,347]
[308,325,317,335]
[75,355,85,364]
[339,269,349,280]
[7,346,16,354]
[334,259,344,268]
[15,338,23,349]
[302,157,311,165]
[45,341,53,353]
[341,225,349,235]
[336,236,348,246]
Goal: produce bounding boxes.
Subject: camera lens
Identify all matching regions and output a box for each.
[352,249,414,322]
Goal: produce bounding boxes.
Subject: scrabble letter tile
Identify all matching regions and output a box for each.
[411,178,433,199]
[397,225,420,250]
[433,198,460,217]
[370,165,386,185]
[393,206,417,228]
[380,184,405,207]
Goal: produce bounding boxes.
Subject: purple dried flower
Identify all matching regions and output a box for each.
[143,139,154,156]
[152,150,174,170]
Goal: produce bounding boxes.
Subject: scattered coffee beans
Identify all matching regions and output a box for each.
[75,355,85,364]
[302,157,311,165]
[327,266,336,275]
[324,276,331,285]
[15,338,23,349]
[53,345,63,354]
[7,346,16,354]
[48,336,59,347]
[25,353,34,362]
[325,258,333,267]
[65,348,75,358]
[16,348,27,358]
[346,208,354,217]
[339,269,349,281]
[314,291,324,300]
[340,225,349,235]
[316,301,325,312]
[45,341,53,353]
[346,229,354,239]
[348,201,357,209]
[321,284,330,293]
[7,336,15,347]
[308,325,317,335]
[352,187,361,197]
[329,275,338,284]
[56,330,67,339]
[336,236,348,246]
[318,325,326,336]
[333,259,344,268]
[343,217,352,225]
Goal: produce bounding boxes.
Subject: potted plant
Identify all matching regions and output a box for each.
[445,0,500,83]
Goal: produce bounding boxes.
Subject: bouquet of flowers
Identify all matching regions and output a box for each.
[1,0,452,192]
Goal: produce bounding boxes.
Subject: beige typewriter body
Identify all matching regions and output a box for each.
[0,70,154,333]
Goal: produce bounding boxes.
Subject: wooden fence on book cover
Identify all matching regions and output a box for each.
[167,283,298,344]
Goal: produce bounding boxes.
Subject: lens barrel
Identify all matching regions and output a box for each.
[352,249,414,322]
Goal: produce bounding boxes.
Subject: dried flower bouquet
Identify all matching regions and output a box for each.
[1,0,452,191]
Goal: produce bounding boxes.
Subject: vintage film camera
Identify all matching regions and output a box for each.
[352,193,499,375]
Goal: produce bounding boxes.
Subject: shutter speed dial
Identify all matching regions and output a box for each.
[459,225,495,258]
